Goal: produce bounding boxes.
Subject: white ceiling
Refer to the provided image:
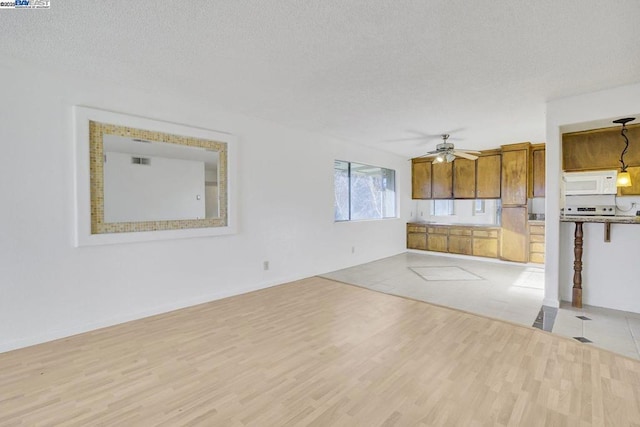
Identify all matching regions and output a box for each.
[1,1,639,157]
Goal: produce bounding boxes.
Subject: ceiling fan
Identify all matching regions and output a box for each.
[415,134,480,162]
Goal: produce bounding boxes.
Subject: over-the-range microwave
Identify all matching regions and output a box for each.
[562,170,617,195]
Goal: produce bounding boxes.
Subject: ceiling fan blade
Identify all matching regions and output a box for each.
[452,151,478,161]
[455,149,481,154]
[413,153,440,159]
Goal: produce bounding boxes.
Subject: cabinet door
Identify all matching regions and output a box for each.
[412,160,432,199]
[431,162,453,199]
[476,155,501,198]
[500,206,528,262]
[407,233,427,250]
[501,150,528,205]
[473,238,498,258]
[453,158,476,199]
[532,149,545,197]
[427,235,448,252]
[448,235,472,255]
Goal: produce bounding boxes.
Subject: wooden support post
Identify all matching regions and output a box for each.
[572,222,583,308]
[604,222,611,242]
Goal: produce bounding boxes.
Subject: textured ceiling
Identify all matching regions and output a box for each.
[1,1,639,157]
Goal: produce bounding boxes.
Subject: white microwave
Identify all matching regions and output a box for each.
[562,170,618,195]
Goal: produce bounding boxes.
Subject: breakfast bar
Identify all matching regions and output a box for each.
[561,215,640,308]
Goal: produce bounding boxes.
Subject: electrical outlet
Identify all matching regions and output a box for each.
[351,246,355,254]
[263,261,269,271]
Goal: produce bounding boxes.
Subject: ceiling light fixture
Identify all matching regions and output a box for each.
[445,153,456,163]
[613,117,635,187]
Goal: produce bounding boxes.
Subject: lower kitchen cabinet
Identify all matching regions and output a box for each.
[528,221,545,264]
[472,229,500,258]
[407,224,427,250]
[407,233,427,250]
[407,223,500,259]
[427,226,448,252]
[448,235,472,255]
[500,207,528,262]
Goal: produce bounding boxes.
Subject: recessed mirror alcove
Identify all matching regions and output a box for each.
[74,107,237,246]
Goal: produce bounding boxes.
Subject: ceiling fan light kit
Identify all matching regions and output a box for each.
[414,134,480,162]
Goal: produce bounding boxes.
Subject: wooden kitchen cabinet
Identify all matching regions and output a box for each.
[476,154,501,198]
[501,145,529,206]
[500,206,528,262]
[448,235,472,255]
[531,146,545,197]
[431,162,453,199]
[427,226,448,252]
[407,224,427,250]
[563,124,640,172]
[528,221,545,264]
[407,233,427,250]
[411,159,432,199]
[473,237,499,258]
[406,223,500,259]
[453,158,476,199]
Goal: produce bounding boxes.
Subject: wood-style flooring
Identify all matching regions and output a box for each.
[1,277,640,426]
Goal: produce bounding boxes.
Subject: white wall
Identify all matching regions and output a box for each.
[0,59,411,352]
[546,81,640,312]
[104,152,206,222]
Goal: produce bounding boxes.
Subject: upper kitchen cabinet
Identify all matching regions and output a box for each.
[432,162,453,199]
[453,158,476,198]
[475,152,501,198]
[563,124,640,195]
[563,124,640,172]
[531,144,545,197]
[501,143,530,206]
[411,159,432,199]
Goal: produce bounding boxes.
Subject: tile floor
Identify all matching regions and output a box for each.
[320,251,640,360]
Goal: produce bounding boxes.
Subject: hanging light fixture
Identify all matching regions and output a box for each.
[613,117,635,187]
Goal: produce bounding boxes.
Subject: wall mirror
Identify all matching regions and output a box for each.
[74,107,237,246]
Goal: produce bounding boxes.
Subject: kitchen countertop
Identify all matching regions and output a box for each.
[560,215,640,224]
[407,221,500,228]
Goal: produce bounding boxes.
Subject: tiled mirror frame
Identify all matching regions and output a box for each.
[74,106,237,246]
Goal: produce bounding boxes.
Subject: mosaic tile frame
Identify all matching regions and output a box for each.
[89,121,228,234]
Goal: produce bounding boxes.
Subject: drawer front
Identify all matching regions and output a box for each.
[530,242,545,253]
[529,234,545,243]
[428,227,448,235]
[407,225,427,233]
[530,253,545,264]
[449,228,472,236]
[529,225,545,235]
[473,229,499,238]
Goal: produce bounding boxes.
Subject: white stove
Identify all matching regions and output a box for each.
[563,195,616,216]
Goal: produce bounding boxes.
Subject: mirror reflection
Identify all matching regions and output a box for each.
[103,135,219,222]
[89,120,228,234]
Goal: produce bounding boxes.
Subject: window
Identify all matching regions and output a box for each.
[474,199,485,214]
[334,160,396,221]
[432,200,454,216]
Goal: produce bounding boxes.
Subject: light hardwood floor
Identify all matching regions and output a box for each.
[1,277,640,426]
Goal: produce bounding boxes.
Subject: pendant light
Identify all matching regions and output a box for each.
[613,117,635,187]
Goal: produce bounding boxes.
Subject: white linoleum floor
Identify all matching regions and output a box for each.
[320,252,640,360]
